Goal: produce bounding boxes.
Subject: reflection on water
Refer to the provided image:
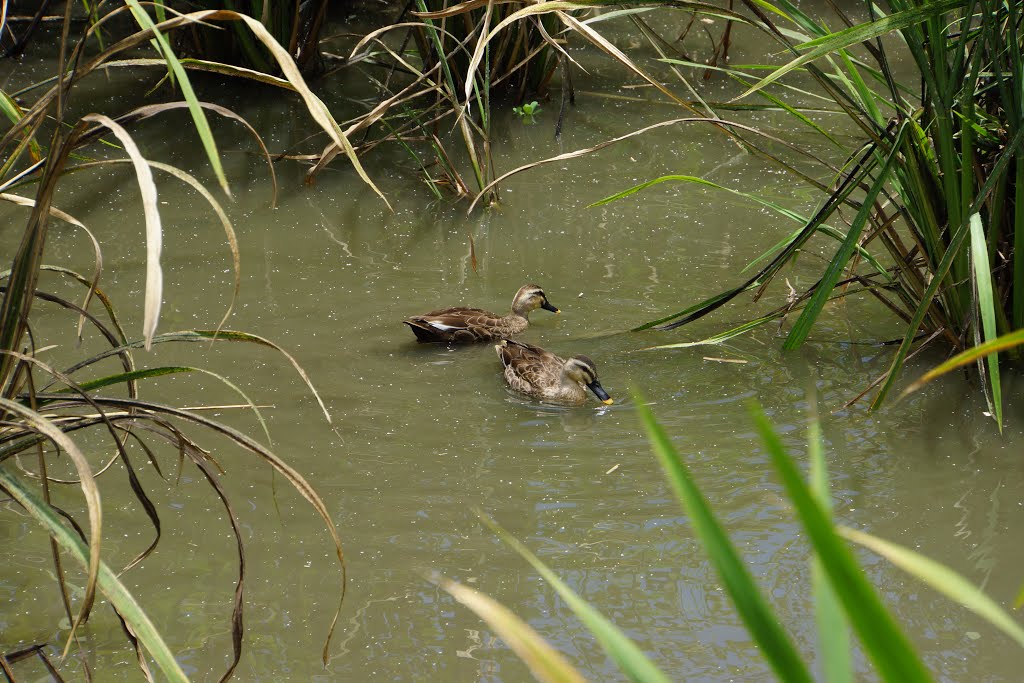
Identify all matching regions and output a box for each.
[3,22,1024,683]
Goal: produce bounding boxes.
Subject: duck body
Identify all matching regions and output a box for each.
[404,285,558,344]
[496,339,613,406]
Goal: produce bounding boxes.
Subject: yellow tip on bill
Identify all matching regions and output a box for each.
[602,398,614,405]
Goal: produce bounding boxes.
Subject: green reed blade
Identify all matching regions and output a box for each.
[0,465,188,682]
[783,124,906,349]
[635,396,814,683]
[750,404,933,683]
[902,328,1024,395]
[840,527,1024,648]
[969,213,1002,430]
[807,417,852,683]
[124,0,229,196]
[738,0,964,99]
[872,125,1024,407]
[478,511,673,683]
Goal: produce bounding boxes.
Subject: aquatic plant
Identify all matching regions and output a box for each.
[589,0,1024,424]
[344,1,738,201]
[0,6,359,680]
[438,399,1024,682]
[513,100,542,124]
[173,0,330,75]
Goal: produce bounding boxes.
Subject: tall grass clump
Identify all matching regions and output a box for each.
[0,4,368,678]
[341,1,566,201]
[587,0,1024,423]
[344,1,744,202]
[172,0,329,75]
[435,399,1024,682]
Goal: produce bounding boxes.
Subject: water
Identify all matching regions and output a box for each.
[3,10,1024,682]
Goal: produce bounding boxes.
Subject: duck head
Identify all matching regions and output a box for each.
[511,284,559,316]
[564,355,614,404]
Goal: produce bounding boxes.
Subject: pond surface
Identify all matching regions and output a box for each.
[3,8,1024,682]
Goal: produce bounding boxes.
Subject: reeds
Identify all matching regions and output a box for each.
[0,5,358,678]
[597,0,1024,422]
[438,399,1024,682]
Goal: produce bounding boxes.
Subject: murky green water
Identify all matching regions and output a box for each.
[3,9,1024,682]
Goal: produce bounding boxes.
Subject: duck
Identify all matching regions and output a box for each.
[495,339,614,406]
[403,284,559,343]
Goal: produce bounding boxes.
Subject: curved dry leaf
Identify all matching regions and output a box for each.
[228,12,391,209]
[118,100,278,207]
[0,192,102,343]
[81,114,162,350]
[435,576,588,683]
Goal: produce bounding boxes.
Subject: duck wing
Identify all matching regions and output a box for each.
[404,307,502,342]
[497,340,563,386]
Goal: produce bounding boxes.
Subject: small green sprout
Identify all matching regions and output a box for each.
[512,100,542,124]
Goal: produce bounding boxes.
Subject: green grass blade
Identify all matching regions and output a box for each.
[635,396,814,683]
[783,125,906,350]
[871,125,1024,407]
[58,366,193,392]
[1014,156,1024,328]
[749,404,932,683]
[969,213,1002,430]
[840,527,1024,647]
[124,0,230,196]
[0,465,188,682]
[737,0,964,99]
[433,576,588,683]
[478,512,673,683]
[629,280,760,331]
[808,418,852,683]
[641,311,785,349]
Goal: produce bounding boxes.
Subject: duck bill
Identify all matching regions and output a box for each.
[587,380,614,405]
[541,300,560,314]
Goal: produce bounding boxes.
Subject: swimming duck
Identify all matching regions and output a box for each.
[495,339,614,405]
[403,284,559,343]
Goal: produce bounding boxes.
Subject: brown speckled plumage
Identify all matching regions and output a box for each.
[495,339,613,406]
[404,284,558,343]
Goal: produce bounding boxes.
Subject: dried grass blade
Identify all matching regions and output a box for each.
[102,57,296,92]
[433,576,588,683]
[0,193,99,340]
[121,101,277,207]
[901,328,1024,396]
[468,116,787,214]
[227,13,390,208]
[81,114,162,350]
[193,456,245,682]
[51,393,346,664]
[145,160,238,335]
